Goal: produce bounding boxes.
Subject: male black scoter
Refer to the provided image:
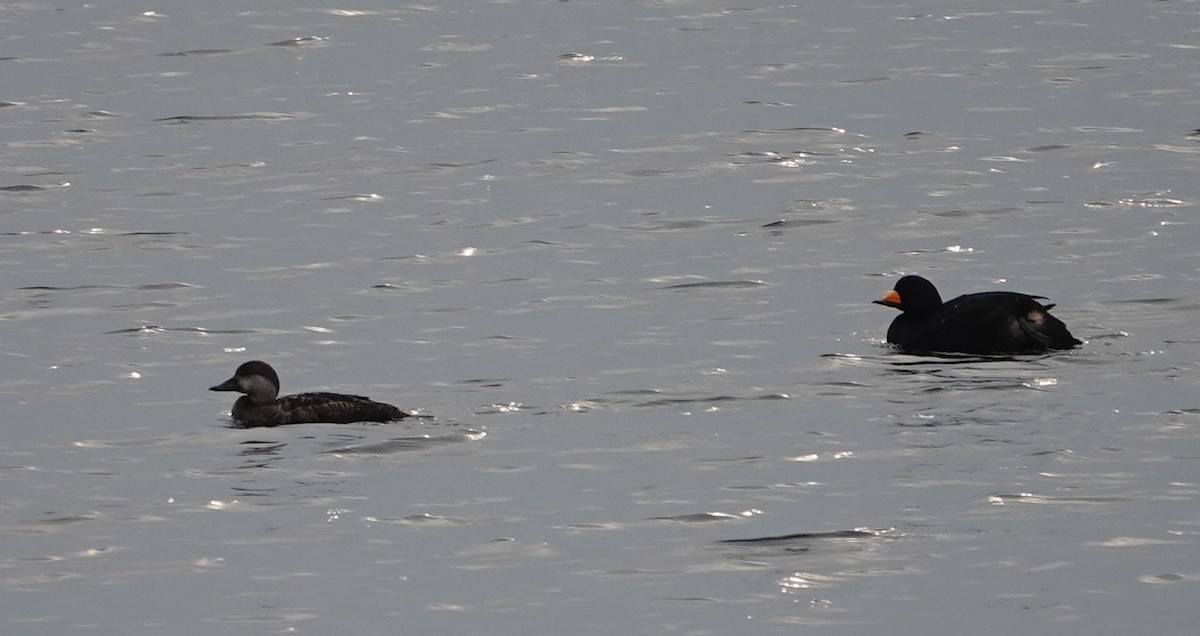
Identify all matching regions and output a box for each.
[210,360,408,427]
[874,275,1081,355]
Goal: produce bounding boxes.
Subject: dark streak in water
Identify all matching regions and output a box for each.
[104,325,253,335]
[772,126,846,133]
[155,113,302,123]
[458,378,511,386]
[921,207,1020,218]
[761,218,839,229]
[634,395,744,408]
[267,36,328,47]
[158,49,237,57]
[238,442,286,456]
[720,528,892,545]
[139,282,197,290]
[1111,297,1187,306]
[401,159,498,174]
[660,280,769,291]
[21,282,197,292]
[621,218,743,231]
[649,512,743,523]
[107,302,177,311]
[23,513,99,527]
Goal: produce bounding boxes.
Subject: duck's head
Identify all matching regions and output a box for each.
[873,275,943,313]
[210,360,281,404]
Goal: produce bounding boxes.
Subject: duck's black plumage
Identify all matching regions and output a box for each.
[873,275,1081,355]
[209,360,409,427]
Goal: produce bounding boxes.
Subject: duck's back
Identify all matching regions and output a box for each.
[888,291,1080,354]
[232,392,409,427]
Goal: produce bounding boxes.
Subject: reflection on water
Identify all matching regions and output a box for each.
[1,0,1198,634]
[719,528,897,555]
[326,431,486,456]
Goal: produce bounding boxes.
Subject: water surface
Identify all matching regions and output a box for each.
[2,1,1198,634]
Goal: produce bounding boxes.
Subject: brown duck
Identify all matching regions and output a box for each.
[210,360,408,427]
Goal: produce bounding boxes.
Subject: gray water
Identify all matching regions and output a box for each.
[2,1,1199,634]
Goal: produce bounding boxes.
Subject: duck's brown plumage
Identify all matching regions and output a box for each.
[210,360,408,427]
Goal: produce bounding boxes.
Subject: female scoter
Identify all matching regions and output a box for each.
[873,275,1081,355]
[209,360,409,427]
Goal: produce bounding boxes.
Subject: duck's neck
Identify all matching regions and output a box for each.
[241,376,279,404]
